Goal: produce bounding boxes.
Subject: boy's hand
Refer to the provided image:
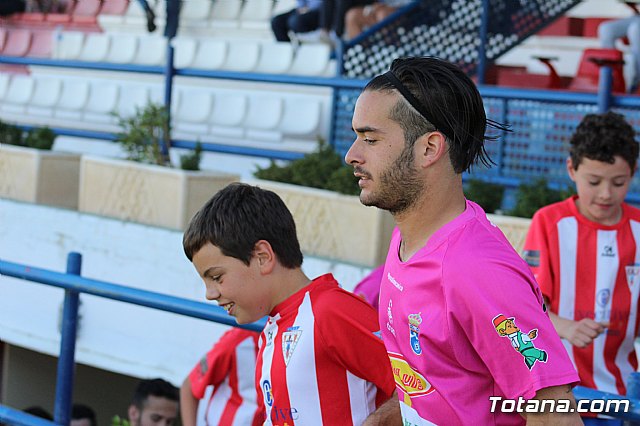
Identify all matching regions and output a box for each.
[555,316,608,348]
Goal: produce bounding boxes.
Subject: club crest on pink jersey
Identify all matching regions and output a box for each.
[282,326,302,366]
[408,313,423,355]
[493,314,548,370]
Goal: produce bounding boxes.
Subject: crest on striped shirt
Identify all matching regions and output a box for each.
[282,327,302,367]
[626,264,640,291]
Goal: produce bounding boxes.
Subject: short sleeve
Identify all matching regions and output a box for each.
[523,210,556,303]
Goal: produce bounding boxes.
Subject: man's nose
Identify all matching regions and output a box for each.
[345,139,361,166]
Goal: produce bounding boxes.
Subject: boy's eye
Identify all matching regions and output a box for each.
[588,181,600,186]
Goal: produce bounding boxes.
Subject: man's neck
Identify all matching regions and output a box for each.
[395,176,466,262]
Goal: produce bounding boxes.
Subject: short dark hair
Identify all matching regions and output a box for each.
[132,378,178,409]
[570,111,639,172]
[183,183,303,268]
[72,404,97,426]
[23,406,53,420]
[364,56,501,173]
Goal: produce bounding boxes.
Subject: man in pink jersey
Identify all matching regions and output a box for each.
[182,183,397,426]
[523,112,640,403]
[180,327,261,426]
[345,56,582,425]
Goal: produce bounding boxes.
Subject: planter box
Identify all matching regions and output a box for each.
[0,145,80,209]
[251,179,395,267]
[79,156,239,230]
[487,213,532,254]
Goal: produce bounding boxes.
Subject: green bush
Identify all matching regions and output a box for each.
[24,127,56,150]
[509,177,575,218]
[254,141,359,195]
[0,121,24,146]
[114,103,171,167]
[464,179,505,213]
[180,142,202,171]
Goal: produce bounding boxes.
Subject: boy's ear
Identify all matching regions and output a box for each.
[416,131,447,169]
[253,240,276,274]
[566,157,577,181]
[128,405,139,425]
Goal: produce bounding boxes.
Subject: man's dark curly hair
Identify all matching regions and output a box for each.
[570,111,639,173]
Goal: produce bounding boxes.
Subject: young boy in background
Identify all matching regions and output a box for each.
[523,111,640,397]
[182,183,396,425]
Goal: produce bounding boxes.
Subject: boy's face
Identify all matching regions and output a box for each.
[191,242,270,324]
[568,155,633,226]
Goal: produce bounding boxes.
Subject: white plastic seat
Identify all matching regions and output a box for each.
[173,90,214,135]
[209,93,247,138]
[84,82,120,124]
[55,80,90,120]
[171,36,197,68]
[192,39,227,70]
[180,0,212,22]
[0,73,11,100]
[255,42,294,74]
[2,75,35,114]
[106,33,138,64]
[289,43,330,76]
[244,96,283,142]
[221,40,259,72]
[210,0,242,27]
[280,97,321,135]
[239,0,274,28]
[27,78,63,117]
[116,85,150,119]
[272,0,297,15]
[53,31,85,60]
[78,33,111,62]
[134,35,167,66]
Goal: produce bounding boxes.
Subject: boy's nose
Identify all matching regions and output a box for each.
[205,285,221,301]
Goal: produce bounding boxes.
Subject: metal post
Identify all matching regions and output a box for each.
[598,65,613,113]
[162,42,175,159]
[53,252,82,426]
[476,0,490,85]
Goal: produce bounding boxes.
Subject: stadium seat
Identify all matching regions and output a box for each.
[289,44,330,76]
[192,39,227,70]
[272,0,297,15]
[53,31,85,60]
[239,0,274,29]
[0,28,7,52]
[106,33,138,63]
[78,33,111,62]
[209,93,247,138]
[27,78,63,117]
[222,40,260,72]
[180,0,212,25]
[1,75,35,115]
[116,85,150,119]
[28,30,54,58]
[210,0,242,28]
[100,0,129,15]
[84,82,120,124]
[171,36,197,68]
[2,29,33,57]
[55,79,91,120]
[245,96,284,141]
[255,42,294,74]
[280,97,321,136]
[72,0,102,23]
[174,89,214,135]
[568,48,626,93]
[0,73,11,100]
[134,35,167,66]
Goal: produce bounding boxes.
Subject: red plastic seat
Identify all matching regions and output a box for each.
[100,0,130,15]
[72,0,102,23]
[2,29,33,57]
[28,30,53,57]
[0,28,7,53]
[569,48,626,93]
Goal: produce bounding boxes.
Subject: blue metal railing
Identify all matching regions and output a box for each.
[0,253,265,426]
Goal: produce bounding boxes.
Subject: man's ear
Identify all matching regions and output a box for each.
[128,405,139,425]
[253,240,276,274]
[416,131,447,169]
[566,157,577,182]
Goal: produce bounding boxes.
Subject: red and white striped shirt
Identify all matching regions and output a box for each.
[524,196,640,394]
[189,328,261,426]
[255,274,395,426]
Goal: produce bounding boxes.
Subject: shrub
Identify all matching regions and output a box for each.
[254,140,359,195]
[0,121,24,146]
[464,178,505,213]
[24,127,56,150]
[114,103,171,167]
[180,142,202,171]
[509,177,575,218]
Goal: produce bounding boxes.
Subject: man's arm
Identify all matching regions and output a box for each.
[524,385,583,425]
[180,377,199,426]
[362,391,402,426]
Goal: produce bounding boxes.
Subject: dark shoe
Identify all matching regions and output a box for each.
[145,9,156,32]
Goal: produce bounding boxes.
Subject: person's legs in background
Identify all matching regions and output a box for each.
[271,9,296,42]
[626,17,640,92]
